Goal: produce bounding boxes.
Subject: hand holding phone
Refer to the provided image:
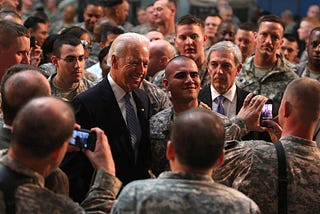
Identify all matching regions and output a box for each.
[69,129,97,151]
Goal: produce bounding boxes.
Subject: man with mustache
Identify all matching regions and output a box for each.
[236,15,298,115]
[62,33,151,202]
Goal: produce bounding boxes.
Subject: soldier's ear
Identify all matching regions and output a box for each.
[166,140,175,161]
[163,78,169,90]
[214,149,225,168]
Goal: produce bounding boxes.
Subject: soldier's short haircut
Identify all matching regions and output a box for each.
[12,97,75,159]
[52,34,82,57]
[176,14,205,32]
[171,108,225,170]
[257,15,285,33]
[0,20,29,49]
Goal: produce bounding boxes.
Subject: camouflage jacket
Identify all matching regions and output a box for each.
[199,61,210,89]
[140,79,172,116]
[0,155,122,213]
[150,107,248,176]
[296,61,320,80]
[111,171,260,214]
[49,73,95,102]
[236,54,298,115]
[151,69,166,90]
[213,136,320,214]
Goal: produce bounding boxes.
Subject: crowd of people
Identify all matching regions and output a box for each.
[0,0,319,213]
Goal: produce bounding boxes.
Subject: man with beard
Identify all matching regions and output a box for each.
[236,15,298,115]
[62,33,151,202]
[174,14,210,88]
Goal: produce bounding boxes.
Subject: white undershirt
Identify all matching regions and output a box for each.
[210,84,237,118]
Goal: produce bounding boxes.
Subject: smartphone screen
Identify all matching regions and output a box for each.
[69,129,96,151]
[261,103,273,120]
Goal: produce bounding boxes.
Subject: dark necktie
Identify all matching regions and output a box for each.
[124,93,141,155]
[216,95,225,115]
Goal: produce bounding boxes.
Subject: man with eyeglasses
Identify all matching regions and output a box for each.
[49,35,95,101]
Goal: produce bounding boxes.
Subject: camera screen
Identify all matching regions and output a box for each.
[261,104,273,120]
[70,130,90,149]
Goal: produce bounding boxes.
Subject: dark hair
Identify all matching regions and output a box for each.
[283,33,298,43]
[52,34,82,57]
[24,16,47,31]
[41,34,59,63]
[258,15,285,33]
[0,20,29,48]
[176,14,205,31]
[238,22,257,32]
[101,25,124,44]
[60,26,89,39]
[98,46,111,62]
[171,108,225,170]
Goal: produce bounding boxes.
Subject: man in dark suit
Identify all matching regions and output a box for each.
[199,41,249,118]
[62,32,151,202]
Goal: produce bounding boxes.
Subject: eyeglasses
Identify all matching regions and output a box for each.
[80,40,92,50]
[58,55,88,63]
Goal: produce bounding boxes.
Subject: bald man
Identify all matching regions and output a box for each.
[147,39,175,89]
[214,78,320,213]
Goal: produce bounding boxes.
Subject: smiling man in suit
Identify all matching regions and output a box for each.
[62,32,151,202]
[199,41,249,118]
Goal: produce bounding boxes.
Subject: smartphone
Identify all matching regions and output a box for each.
[260,100,273,126]
[69,129,96,151]
[30,36,36,48]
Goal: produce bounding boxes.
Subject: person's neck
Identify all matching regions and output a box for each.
[195,54,205,67]
[8,149,51,178]
[205,37,215,47]
[171,163,213,176]
[172,99,199,114]
[54,75,79,90]
[254,53,277,68]
[158,22,175,37]
[281,123,315,141]
[308,63,320,75]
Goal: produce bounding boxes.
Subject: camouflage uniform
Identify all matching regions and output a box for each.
[111,171,260,214]
[150,107,248,176]
[198,61,211,89]
[140,79,171,116]
[296,61,320,81]
[0,155,121,213]
[151,69,166,90]
[213,136,320,214]
[236,54,298,115]
[49,73,95,102]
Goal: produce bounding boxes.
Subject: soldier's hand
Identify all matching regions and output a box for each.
[84,128,116,176]
[237,93,268,132]
[263,118,282,143]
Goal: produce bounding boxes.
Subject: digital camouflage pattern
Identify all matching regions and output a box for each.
[0,155,121,213]
[151,69,166,90]
[213,136,320,214]
[111,171,260,214]
[140,79,172,116]
[150,107,249,176]
[296,61,320,81]
[198,61,210,89]
[236,54,298,115]
[49,73,95,101]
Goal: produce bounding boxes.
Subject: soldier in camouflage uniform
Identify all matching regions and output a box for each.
[295,26,320,146]
[214,78,320,214]
[140,79,172,116]
[236,15,298,115]
[150,56,268,176]
[49,35,95,101]
[0,97,121,213]
[112,108,260,214]
[174,15,211,88]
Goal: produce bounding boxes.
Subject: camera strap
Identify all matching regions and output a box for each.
[274,141,287,214]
